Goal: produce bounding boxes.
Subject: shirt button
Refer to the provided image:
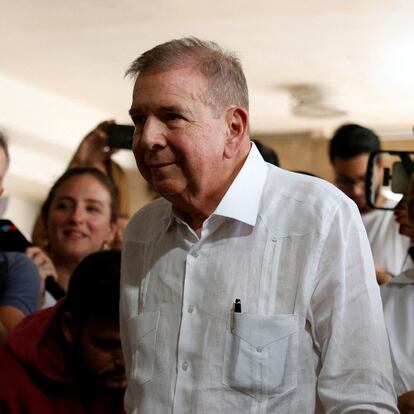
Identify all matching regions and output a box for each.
[256,346,263,353]
[182,361,189,371]
[188,305,194,313]
[192,250,199,258]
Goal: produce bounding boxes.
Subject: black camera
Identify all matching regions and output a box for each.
[366,150,414,210]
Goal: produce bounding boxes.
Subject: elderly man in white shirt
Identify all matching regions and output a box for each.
[120,37,398,413]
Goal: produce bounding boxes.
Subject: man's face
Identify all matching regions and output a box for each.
[74,316,126,390]
[332,154,382,213]
[129,67,229,206]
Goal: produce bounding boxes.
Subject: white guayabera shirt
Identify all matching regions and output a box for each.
[381,269,414,396]
[121,144,398,414]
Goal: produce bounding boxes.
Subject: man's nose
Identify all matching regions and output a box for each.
[114,347,125,366]
[139,116,166,150]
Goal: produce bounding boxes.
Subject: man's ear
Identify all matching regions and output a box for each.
[60,311,77,344]
[224,106,249,159]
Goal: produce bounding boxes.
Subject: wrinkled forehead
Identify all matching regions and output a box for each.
[131,67,211,112]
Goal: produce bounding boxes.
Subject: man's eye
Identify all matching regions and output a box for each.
[164,113,180,122]
[132,115,146,127]
[93,338,122,350]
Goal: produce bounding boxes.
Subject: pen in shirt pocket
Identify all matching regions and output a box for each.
[231,298,241,330]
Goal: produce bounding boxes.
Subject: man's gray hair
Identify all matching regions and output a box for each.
[125,37,249,112]
[0,131,10,170]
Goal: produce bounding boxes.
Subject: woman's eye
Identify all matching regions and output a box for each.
[86,205,101,214]
[55,201,71,210]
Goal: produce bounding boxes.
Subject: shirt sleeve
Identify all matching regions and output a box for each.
[0,252,40,315]
[310,200,398,413]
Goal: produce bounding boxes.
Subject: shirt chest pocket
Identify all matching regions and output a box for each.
[126,311,160,384]
[223,313,298,401]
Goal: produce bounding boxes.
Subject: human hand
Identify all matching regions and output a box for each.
[69,120,117,170]
[25,246,58,300]
[394,200,414,238]
[398,390,414,414]
[375,266,392,285]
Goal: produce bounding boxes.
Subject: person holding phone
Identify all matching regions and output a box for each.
[329,124,412,284]
[0,131,40,342]
[31,120,131,256]
[27,167,117,307]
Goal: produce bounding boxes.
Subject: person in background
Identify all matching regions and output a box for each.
[0,131,40,343]
[329,123,411,284]
[120,37,397,413]
[68,120,131,217]
[32,120,131,249]
[0,250,126,413]
[381,175,414,413]
[26,167,117,307]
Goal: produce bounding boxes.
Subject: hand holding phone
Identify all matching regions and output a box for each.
[0,220,65,300]
[25,246,66,301]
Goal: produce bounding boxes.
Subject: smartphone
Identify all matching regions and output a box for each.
[366,150,414,209]
[106,124,134,150]
[0,219,32,252]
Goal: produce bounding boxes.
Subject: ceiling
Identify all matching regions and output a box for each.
[1,0,414,202]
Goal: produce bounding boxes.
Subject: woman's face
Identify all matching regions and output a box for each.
[46,174,115,264]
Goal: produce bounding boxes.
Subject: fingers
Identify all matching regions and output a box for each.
[25,247,58,282]
[72,120,117,167]
[96,119,116,129]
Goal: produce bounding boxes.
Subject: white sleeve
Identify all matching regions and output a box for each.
[310,200,398,413]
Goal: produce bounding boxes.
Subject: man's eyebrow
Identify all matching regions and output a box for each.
[160,105,194,117]
[129,105,194,117]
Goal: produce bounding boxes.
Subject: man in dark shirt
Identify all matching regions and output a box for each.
[0,250,126,414]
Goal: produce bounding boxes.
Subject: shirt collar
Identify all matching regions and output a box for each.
[213,142,268,226]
